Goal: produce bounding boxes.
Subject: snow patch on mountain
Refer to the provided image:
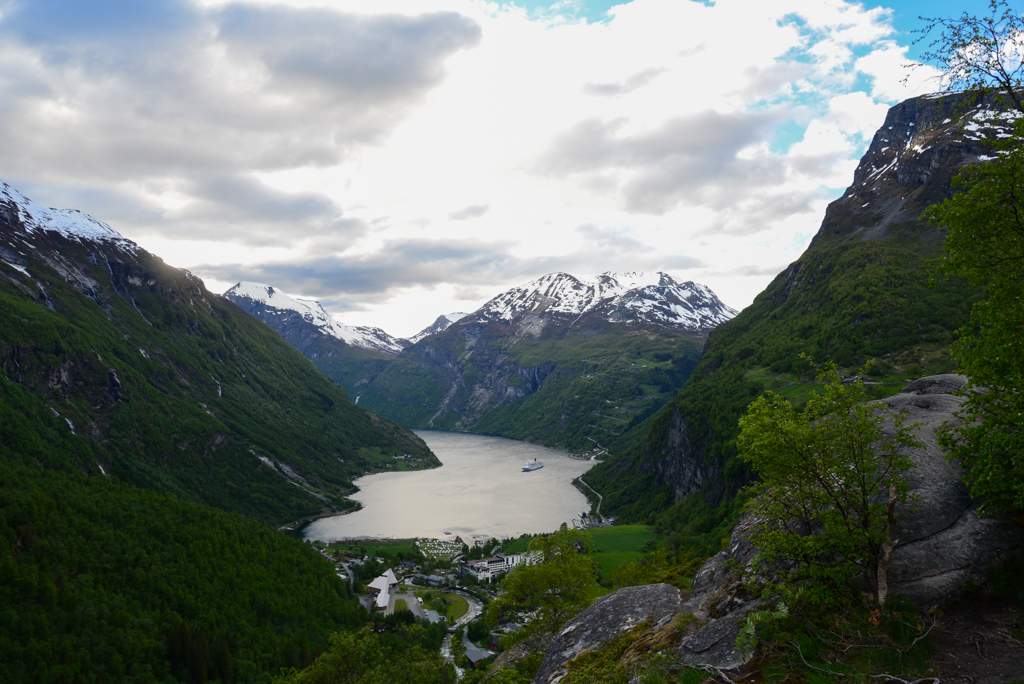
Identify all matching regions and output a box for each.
[224,282,406,354]
[0,181,137,252]
[410,312,469,343]
[474,271,736,332]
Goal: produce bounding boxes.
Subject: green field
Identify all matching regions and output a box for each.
[395,599,408,612]
[588,526,663,576]
[501,526,662,576]
[448,593,470,621]
[412,590,468,621]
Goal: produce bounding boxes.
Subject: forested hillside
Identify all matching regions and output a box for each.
[0,461,361,684]
[585,91,999,540]
[0,181,437,525]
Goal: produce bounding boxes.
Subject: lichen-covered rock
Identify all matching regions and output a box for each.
[880,375,1024,608]
[531,584,684,684]
[672,515,771,669]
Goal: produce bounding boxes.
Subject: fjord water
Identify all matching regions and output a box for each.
[301,431,595,542]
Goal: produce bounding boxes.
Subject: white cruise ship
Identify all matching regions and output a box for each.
[522,459,543,472]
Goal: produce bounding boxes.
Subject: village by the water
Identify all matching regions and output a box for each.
[307,494,610,668]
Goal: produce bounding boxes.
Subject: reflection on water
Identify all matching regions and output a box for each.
[300,430,596,543]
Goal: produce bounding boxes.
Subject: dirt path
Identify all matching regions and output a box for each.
[929,598,1024,683]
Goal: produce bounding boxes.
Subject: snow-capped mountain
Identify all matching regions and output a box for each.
[0,181,137,251]
[410,312,469,344]
[224,282,407,354]
[470,271,736,333]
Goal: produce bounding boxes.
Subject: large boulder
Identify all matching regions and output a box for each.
[529,375,1024,679]
[881,375,1024,607]
[531,584,684,684]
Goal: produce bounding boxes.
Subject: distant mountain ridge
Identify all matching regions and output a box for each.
[225,281,408,354]
[469,271,737,334]
[410,312,468,343]
[356,271,732,451]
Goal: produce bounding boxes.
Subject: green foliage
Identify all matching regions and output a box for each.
[449,630,467,666]
[928,120,1024,513]
[487,529,599,643]
[915,0,1024,114]
[747,598,936,682]
[271,628,456,684]
[652,494,746,559]
[738,363,922,608]
[607,548,703,592]
[466,619,490,644]
[735,602,789,660]
[0,252,435,525]
[0,462,362,684]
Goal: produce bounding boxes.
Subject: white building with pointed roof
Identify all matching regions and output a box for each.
[366,568,399,611]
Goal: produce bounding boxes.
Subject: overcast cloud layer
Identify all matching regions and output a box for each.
[0,0,948,336]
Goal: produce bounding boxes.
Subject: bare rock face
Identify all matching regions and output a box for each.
[531,584,684,684]
[530,375,1024,679]
[673,516,770,669]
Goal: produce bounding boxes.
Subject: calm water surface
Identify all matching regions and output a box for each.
[301,431,595,543]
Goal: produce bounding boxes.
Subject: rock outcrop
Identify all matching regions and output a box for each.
[532,584,686,684]
[531,375,1024,680]
[880,375,1024,607]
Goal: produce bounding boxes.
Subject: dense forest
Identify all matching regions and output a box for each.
[0,462,362,683]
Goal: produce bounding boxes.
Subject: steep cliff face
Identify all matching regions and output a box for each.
[357,272,731,452]
[587,91,1006,519]
[0,180,436,524]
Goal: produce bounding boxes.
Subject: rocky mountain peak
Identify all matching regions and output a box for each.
[468,270,736,336]
[813,90,1021,246]
[0,181,138,254]
[409,312,468,344]
[224,282,407,354]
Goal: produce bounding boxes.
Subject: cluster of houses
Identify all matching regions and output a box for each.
[461,552,536,583]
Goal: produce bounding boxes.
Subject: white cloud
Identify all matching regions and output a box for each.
[0,0,937,337]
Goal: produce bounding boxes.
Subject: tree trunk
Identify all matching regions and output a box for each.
[876,483,899,608]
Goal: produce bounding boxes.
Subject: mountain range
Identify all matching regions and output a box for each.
[229,270,736,453]
[2,87,1018,682]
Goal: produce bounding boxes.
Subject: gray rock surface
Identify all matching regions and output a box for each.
[674,515,771,669]
[529,375,1024,679]
[880,375,1024,608]
[531,584,684,684]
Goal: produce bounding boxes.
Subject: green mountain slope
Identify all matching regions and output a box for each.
[585,92,998,529]
[0,182,437,525]
[359,325,703,454]
[357,272,737,453]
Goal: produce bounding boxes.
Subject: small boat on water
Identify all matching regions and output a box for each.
[522,459,543,472]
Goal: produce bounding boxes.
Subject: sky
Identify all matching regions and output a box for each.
[0,0,987,337]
